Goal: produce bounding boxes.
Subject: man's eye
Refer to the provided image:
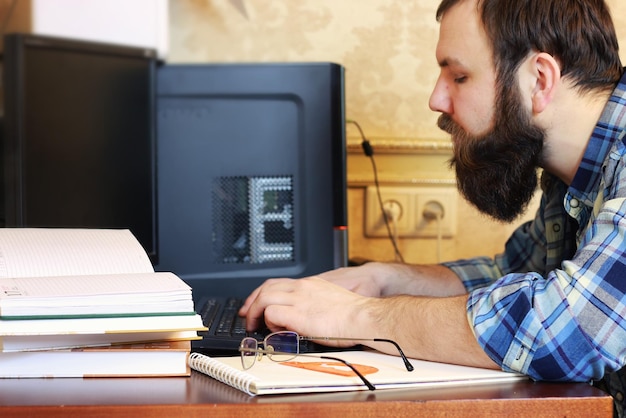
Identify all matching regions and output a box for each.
[454,76,467,84]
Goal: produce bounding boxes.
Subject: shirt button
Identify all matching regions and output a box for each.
[553,223,561,233]
[570,198,580,208]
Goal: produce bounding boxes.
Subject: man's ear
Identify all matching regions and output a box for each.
[531,52,561,113]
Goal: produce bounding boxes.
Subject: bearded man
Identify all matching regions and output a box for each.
[240,0,626,414]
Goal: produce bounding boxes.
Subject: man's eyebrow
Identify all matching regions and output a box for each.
[438,57,465,69]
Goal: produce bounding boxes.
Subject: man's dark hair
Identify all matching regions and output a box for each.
[436,0,623,94]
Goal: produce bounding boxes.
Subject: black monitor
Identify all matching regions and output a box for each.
[154,63,347,299]
[2,34,158,261]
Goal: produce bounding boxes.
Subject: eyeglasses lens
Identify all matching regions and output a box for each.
[265,331,299,362]
[240,337,258,369]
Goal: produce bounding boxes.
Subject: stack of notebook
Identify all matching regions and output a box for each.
[0,228,206,378]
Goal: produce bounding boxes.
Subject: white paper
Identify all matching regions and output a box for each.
[0,228,154,279]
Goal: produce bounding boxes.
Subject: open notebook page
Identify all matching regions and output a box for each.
[0,228,154,278]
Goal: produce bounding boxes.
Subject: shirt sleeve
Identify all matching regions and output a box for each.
[448,144,626,383]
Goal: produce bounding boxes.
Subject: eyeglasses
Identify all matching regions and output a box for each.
[239,331,414,391]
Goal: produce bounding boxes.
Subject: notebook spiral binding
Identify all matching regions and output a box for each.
[188,352,256,396]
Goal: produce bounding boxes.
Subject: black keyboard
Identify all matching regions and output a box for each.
[192,297,335,355]
[201,297,247,337]
[193,297,266,353]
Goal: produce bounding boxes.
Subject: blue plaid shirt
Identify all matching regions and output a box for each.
[444,70,626,382]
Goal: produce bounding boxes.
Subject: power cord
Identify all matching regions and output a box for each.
[347,119,405,263]
[422,201,444,263]
[383,199,402,246]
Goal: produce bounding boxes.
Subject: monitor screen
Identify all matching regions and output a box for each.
[154,63,347,298]
[2,34,158,261]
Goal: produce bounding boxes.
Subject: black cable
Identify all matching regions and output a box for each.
[346,119,405,263]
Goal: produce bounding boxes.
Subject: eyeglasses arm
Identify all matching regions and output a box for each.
[373,338,414,372]
[302,336,415,372]
[319,355,376,391]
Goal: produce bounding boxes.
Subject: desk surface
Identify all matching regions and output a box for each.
[0,371,613,418]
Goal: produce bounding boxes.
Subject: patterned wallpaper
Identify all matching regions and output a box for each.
[169,1,626,263]
[169,0,626,145]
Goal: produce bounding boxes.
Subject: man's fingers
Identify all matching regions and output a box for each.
[242,279,297,331]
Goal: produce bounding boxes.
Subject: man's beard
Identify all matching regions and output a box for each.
[438,83,545,223]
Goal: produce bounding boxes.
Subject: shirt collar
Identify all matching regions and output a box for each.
[568,70,626,205]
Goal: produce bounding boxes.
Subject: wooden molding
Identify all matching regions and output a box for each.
[347,137,453,155]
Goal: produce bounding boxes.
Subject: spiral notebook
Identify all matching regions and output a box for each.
[189,350,526,396]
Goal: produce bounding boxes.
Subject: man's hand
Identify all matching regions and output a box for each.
[239,276,371,341]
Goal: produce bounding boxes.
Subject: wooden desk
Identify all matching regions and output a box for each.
[0,371,613,418]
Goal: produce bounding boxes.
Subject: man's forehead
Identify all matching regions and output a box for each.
[435,0,489,67]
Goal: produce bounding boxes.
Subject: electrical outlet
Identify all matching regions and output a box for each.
[412,188,457,238]
[365,186,457,238]
[365,187,413,237]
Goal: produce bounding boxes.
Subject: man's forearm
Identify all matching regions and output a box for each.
[357,293,499,369]
[366,262,468,298]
